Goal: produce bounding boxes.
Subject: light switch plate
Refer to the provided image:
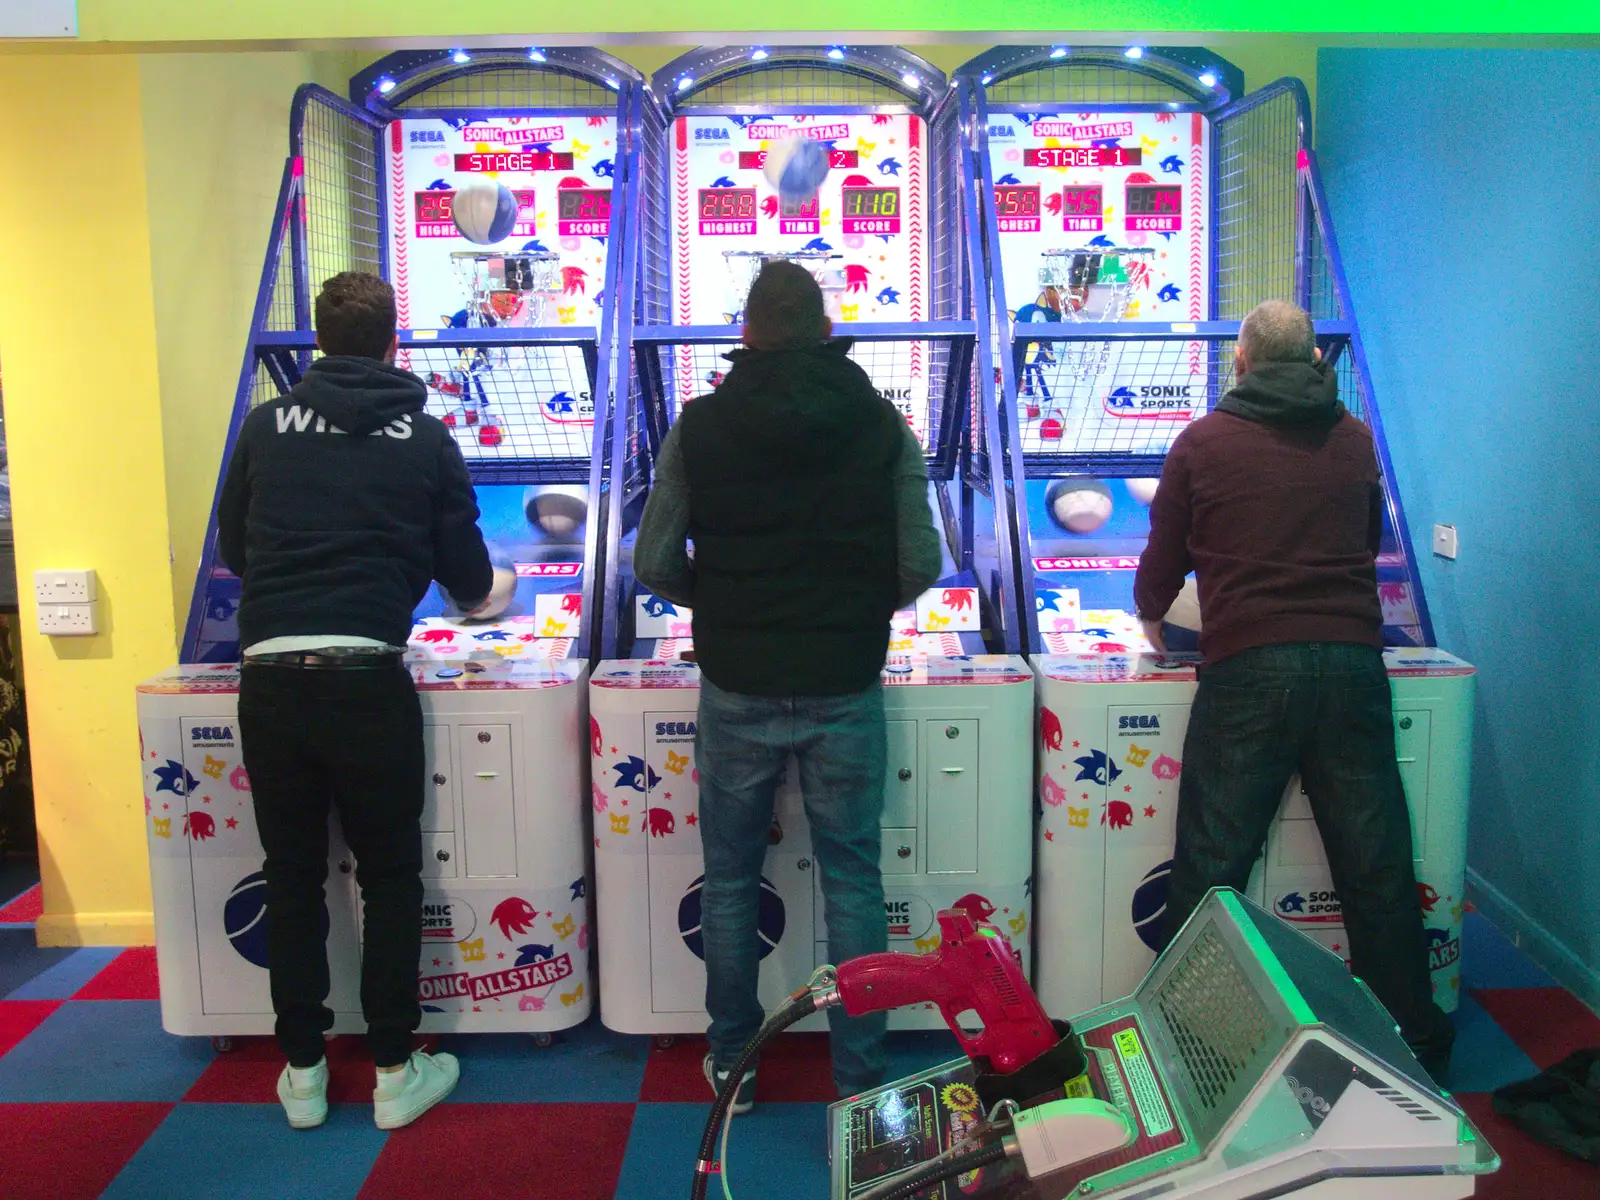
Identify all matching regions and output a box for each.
[1432,524,1458,560]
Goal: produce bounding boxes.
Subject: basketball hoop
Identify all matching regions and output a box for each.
[722,250,846,322]
[451,250,562,327]
[1037,247,1156,378]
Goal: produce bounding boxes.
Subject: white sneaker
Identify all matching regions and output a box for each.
[703,1053,756,1115]
[373,1050,460,1130]
[277,1059,329,1129]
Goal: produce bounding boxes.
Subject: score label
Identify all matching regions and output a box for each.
[557,187,612,238]
[698,188,758,235]
[414,189,537,239]
[841,186,901,235]
[1125,183,1183,232]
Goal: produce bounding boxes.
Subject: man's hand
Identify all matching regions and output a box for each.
[1141,618,1167,655]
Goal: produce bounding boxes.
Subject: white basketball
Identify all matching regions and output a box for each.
[762,137,830,201]
[1165,577,1202,632]
[472,566,518,620]
[1125,477,1160,505]
[451,179,519,245]
[524,485,588,538]
[1047,477,1114,534]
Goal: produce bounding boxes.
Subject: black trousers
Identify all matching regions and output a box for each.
[239,660,424,1068]
[1160,642,1454,1062]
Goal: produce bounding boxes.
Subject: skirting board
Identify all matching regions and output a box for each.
[1467,868,1600,1016]
[34,911,156,948]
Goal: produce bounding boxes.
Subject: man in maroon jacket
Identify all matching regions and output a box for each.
[1135,299,1453,1076]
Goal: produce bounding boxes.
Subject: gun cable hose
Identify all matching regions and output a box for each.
[869,1142,1013,1200]
[690,982,827,1200]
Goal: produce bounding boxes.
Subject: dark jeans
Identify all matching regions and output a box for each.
[696,678,888,1095]
[1161,642,1453,1060]
[239,660,425,1068]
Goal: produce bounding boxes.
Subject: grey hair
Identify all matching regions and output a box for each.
[1238,299,1315,365]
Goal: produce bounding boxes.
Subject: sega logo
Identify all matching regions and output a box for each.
[191,725,234,741]
[695,127,730,141]
[987,124,1016,140]
[1117,714,1160,730]
[655,721,697,736]
[409,130,447,144]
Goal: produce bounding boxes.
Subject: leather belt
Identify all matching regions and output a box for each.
[243,649,404,670]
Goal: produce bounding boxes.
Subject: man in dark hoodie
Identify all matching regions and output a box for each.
[218,272,494,1130]
[634,261,942,1110]
[1134,299,1454,1076]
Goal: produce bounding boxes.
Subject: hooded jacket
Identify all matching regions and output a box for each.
[667,340,906,695]
[1133,358,1386,664]
[217,356,493,652]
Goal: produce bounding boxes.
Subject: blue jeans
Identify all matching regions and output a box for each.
[1160,643,1453,1063]
[696,678,888,1095]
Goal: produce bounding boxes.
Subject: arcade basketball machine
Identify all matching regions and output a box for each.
[137,49,642,1048]
[590,46,1035,1039]
[956,48,1475,1019]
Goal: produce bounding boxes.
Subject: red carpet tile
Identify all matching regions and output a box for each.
[1472,987,1600,1072]
[1458,1092,1600,1198]
[638,1031,838,1103]
[186,1034,392,1104]
[0,883,42,923]
[74,946,161,1000]
[0,1101,173,1200]
[358,1102,635,1200]
[0,999,62,1057]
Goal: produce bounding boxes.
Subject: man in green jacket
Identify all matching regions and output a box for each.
[635,261,942,1110]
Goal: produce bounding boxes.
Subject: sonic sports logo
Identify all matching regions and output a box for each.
[1275,889,1344,925]
[1104,384,1197,420]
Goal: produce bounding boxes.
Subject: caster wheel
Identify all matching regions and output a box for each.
[532,1032,554,1049]
[653,1035,678,1051]
[211,1036,235,1053]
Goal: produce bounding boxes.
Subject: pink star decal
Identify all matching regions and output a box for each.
[1044,829,1054,842]
[620,799,628,807]
[545,912,553,918]
[432,959,441,967]
[1081,793,1089,800]
[497,952,505,960]
[685,813,698,826]
[225,817,239,830]
[162,802,169,810]
[201,795,212,804]
[609,746,617,754]
[664,792,672,801]
[1143,806,1156,819]
[1072,740,1080,748]
[1331,943,1343,953]
[472,1006,481,1013]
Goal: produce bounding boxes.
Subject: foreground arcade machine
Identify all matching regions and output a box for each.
[591,47,1034,1038]
[956,49,1475,1019]
[827,890,1496,1198]
[138,49,643,1045]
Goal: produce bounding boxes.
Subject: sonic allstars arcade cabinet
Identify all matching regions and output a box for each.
[957,49,1474,1019]
[591,47,1034,1038]
[138,50,644,1046]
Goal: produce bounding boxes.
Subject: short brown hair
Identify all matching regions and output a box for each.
[315,272,397,360]
[744,260,828,349]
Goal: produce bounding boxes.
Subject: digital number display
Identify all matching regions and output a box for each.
[1024,146,1142,169]
[698,188,757,219]
[1125,184,1182,231]
[1063,185,1103,215]
[736,148,858,170]
[1126,185,1182,215]
[781,194,819,218]
[994,184,1041,233]
[993,185,1039,217]
[414,189,537,239]
[842,187,899,218]
[454,151,574,173]
[417,191,454,223]
[558,189,612,221]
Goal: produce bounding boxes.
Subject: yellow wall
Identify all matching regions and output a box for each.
[140,52,357,636]
[0,56,175,945]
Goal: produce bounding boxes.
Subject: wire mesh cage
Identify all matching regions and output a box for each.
[295,90,384,296]
[394,67,618,111]
[672,65,917,109]
[1213,83,1305,319]
[984,62,1199,107]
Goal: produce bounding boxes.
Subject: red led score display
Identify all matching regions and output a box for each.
[994,184,1041,233]
[414,189,537,239]
[1024,146,1142,169]
[1125,184,1182,231]
[1064,184,1104,232]
[737,148,859,170]
[454,151,575,173]
[556,187,611,237]
[698,187,757,235]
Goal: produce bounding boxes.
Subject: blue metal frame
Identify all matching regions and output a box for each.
[182,54,646,664]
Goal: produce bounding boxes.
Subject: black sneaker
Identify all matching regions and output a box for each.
[703,1053,757,1115]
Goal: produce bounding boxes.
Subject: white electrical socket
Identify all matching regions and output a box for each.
[1432,524,1458,560]
[34,569,97,605]
[38,603,98,636]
